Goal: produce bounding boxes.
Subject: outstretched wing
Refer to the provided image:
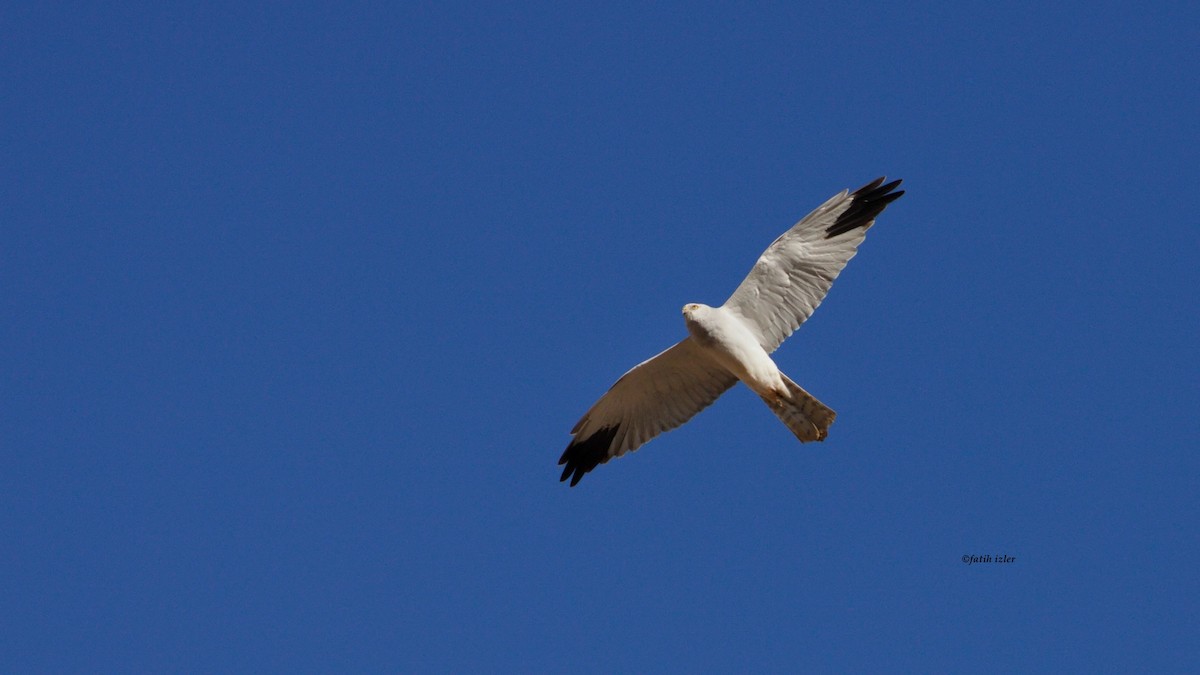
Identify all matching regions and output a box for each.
[559,337,736,486]
[723,177,903,353]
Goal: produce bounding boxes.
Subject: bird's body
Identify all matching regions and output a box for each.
[683,303,783,399]
[559,177,904,486]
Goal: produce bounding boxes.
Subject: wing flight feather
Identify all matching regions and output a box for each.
[559,338,736,486]
[723,178,903,353]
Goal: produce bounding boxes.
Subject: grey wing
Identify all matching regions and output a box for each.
[559,337,737,486]
[723,177,903,353]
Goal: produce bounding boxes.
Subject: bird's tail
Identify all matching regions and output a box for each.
[759,373,837,442]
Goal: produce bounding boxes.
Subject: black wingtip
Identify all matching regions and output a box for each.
[824,177,904,239]
[558,426,618,487]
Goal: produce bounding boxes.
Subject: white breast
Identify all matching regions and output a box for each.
[685,306,784,395]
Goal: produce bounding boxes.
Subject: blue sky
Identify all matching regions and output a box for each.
[3,1,1198,671]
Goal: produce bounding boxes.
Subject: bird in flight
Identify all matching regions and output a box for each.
[558,177,904,486]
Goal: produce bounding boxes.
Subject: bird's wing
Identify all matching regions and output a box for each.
[559,337,736,486]
[723,177,903,353]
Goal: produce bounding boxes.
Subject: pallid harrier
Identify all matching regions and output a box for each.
[558,177,903,486]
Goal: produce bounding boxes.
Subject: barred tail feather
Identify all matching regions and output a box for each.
[760,373,836,442]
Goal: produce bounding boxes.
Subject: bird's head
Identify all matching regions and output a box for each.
[681,303,705,318]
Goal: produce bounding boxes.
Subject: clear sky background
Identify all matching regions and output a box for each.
[3,1,1198,672]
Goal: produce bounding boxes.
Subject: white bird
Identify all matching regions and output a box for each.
[558,177,904,486]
